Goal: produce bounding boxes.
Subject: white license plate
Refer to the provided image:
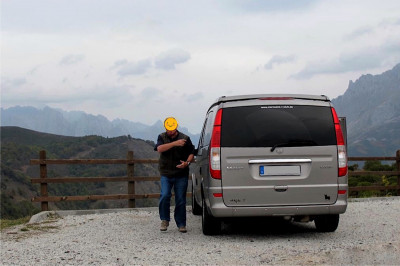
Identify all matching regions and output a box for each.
[259,165,301,176]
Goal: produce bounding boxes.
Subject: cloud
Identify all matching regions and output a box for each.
[225,0,318,13]
[154,49,191,70]
[345,26,374,40]
[264,55,296,70]
[132,87,165,106]
[1,77,27,89]
[85,85,134,106]
[139,87,162,99]
[112,59,128,69]
[2,87,131,107]
[379,18,400,27]
[29,65,41,75]
[182,92,204,102]
[1,73,133,108]
[59,54,85,65]
[113,49,191,77]
[291,41,400,79]
[117,59,152,76]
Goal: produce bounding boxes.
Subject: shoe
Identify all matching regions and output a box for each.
[178,226,187,233]
[160,220,169,231]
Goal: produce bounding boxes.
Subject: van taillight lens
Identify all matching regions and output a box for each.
[331,107,347,177]
[210,109,222,179]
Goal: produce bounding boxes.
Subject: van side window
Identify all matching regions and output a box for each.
[203,110,215,147]
[196,113,211,156]
[197,117,208,150]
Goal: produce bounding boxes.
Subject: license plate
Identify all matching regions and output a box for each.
[259,165,301,176]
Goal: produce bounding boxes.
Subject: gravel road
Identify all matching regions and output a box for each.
[1,197,399,265]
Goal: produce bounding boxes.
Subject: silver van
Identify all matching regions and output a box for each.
[190,94,348,235]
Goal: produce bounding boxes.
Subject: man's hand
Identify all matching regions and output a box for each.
[157,138,187,153]
[174,139,186,147]
[176,160,189,169]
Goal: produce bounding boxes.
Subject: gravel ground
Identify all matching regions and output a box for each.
[1,197,399,265]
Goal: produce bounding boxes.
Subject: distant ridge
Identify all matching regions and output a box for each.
[1,106,200,145]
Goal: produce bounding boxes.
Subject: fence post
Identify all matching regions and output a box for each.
[127,151,135,208]
[397,150,400,196]
[40,150,49,211]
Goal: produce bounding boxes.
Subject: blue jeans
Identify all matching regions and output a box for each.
[159,176,188,227]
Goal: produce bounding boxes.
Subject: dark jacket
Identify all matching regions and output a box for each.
[154,131,195,177]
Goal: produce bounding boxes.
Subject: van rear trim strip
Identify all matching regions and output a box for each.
[248,159,312,164]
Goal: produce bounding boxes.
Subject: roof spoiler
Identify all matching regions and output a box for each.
[207,94,330,112]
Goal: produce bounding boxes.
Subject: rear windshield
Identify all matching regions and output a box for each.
[221,105,336,147]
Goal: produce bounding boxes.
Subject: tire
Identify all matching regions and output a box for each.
[191,184,202,215]
[202,197,222,235]
[314,214,340,232]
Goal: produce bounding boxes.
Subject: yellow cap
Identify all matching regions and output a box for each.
[164,117,178,131]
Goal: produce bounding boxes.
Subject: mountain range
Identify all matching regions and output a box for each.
[1,107,200,146]
[2,63,400,156]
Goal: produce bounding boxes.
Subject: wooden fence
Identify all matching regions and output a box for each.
[348,150,400,196]
[30,150,162,211]
[31,150,400,211]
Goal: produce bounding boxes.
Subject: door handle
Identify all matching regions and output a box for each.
[274,185,288,192]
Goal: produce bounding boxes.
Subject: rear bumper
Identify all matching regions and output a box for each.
[208,197,348,218]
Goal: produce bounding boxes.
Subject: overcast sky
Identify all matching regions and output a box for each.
[2,0,400,133]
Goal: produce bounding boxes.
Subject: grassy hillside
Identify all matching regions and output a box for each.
[1,126,160,219]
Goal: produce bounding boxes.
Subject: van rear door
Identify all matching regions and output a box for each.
[220,104,339,207]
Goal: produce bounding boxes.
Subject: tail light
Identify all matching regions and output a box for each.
[331,107,347,177]
[210,109,222,179]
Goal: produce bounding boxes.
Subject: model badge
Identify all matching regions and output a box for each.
[227,166,244,170]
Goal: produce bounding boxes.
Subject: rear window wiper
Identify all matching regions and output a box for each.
[270,140,318,152]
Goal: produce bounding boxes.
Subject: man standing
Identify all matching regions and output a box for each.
[154,117,194,233]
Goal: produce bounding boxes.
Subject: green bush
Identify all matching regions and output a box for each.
[348,160,399,198]
[1,194,40,219]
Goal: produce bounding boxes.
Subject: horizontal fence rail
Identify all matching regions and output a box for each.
[348,150,400,195]
[30,159,158,165]
[30,176,162,183]
[348,156,396,161]
[348,171,400,176]
[30,150,400,211]
[31,193,188,202]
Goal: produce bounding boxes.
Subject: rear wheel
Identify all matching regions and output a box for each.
[191,184,202,215]
[314,214,339,232]
[202,197,222,235]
